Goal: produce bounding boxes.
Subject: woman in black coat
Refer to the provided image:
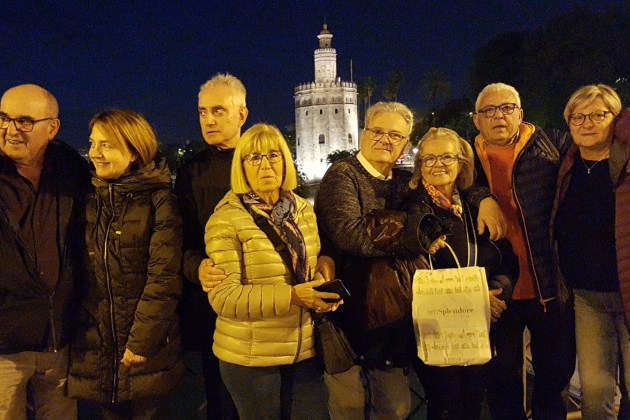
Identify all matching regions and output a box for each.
[68,109,183,419]
[367,127,519,420]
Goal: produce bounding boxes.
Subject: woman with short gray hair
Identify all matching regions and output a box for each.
[552,84,630,419]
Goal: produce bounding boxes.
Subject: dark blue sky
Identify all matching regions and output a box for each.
[1,0,622,149]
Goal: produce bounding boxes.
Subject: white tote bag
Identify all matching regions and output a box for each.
[412,243,492,366]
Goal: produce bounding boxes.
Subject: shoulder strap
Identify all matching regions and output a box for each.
[239,196,298,284]
[534,128,560,163]
[463,202,478,267]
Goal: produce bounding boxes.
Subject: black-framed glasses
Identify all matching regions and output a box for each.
[419,153,460,167]
[364,127,408,144]
[242,151,283,166]
[477,103,520,118]
[568,111,614,126]
[0,115,54,132]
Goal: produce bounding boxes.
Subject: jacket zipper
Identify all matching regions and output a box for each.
[105,184,119,403]
[48,295,58,351]
[512,142,548,311]
[49,210,72,352]
[293,308,304,364]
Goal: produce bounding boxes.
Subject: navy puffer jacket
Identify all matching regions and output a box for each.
[474,123,570,302]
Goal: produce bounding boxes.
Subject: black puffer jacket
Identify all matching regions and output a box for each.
[0,140,90,354]
[474,123,570,302]
[68,158,184,403]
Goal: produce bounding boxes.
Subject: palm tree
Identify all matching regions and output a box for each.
[382,69,404,101]
[357,80,368,122]
[363,76,377,109]
[420,69,451,111]
[358,76,377,125]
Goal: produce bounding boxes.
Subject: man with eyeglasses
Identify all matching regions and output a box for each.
[472,83,575,420]
[0,84,91,418]
[315,101,504,420]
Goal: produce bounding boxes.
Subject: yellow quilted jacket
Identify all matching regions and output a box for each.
[205,190,321,367]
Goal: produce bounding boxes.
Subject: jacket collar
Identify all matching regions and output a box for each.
[474,122,536,190]
[610,137,629,185]
[91,156,172,193]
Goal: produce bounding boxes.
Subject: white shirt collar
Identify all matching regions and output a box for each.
[357,151,393,180]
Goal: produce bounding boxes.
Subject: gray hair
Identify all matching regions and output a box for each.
[199,73,247,107]
[365,101,414,135]
[475,83,522,111]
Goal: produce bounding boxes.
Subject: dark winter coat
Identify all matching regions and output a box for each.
[68,158,184,403]
[315,156,495,369]
[474,123,571,303]
[366,184,520,300]
[551,108,630,332]
[0,140,90,354]
[174,146,233,351]
[315,156,419,369]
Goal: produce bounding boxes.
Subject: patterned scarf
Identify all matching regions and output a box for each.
[242,190,310,284]
[422,179,463,219]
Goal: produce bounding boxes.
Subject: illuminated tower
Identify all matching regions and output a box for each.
[294,24,358,180]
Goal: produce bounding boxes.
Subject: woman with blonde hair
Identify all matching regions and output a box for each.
[205,123,337,420]
[552,84,630,419]
[366,127,519,419]
[68,109,183,419]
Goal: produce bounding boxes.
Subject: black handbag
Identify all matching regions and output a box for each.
[242,197,357,375]
[312,313,357,374]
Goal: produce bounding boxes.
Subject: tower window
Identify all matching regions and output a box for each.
[319,134,325,144]
[320,109,323,115]
[348,133,353,143]
[306,111,308,116]
[335,109,338,114]
[297,137,300,146]
[348,109,351,114]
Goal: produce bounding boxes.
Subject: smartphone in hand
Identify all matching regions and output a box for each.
[314,279,351,303]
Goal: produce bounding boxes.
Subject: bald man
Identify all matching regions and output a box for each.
[0,84,91,419]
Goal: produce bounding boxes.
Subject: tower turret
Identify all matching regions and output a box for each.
[314,24,336,83]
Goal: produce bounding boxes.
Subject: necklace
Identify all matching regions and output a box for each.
[581,156,607,174]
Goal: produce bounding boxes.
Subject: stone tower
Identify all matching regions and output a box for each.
[294,24,359,181]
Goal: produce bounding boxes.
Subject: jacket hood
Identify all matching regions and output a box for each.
[92,156,172,193]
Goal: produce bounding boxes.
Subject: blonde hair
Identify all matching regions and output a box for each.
[89,109,158,170]
[475,83,522,111]
[231,123,297,193]
[365,101,414,135]
[410,127,475,191]
[199,73,247,108]
[563,84,622,123]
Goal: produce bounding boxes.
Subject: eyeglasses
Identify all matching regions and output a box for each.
[0,115,54,132]
[242,151,283,166]
[477,103,520,118]
[568,111,614,126]
[419,153,460,167]
[364,127,408,144]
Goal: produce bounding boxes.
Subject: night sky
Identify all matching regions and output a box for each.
[1,0,623,150]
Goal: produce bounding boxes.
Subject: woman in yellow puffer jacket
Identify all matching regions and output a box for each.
[204,123,339,420]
